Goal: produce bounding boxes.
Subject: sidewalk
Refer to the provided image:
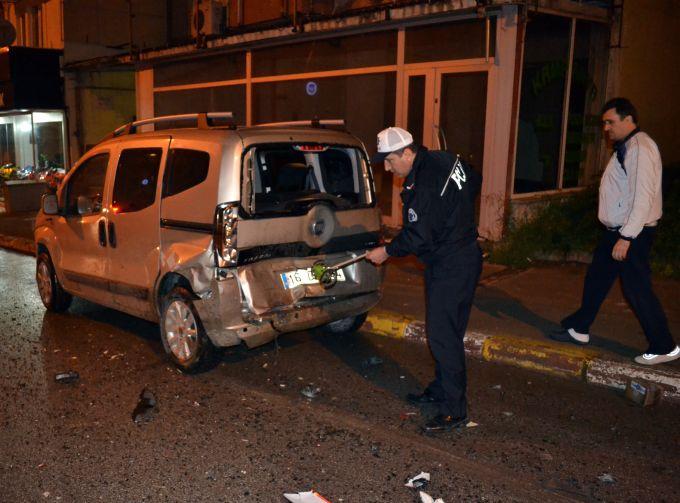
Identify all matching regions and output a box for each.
[2,208,679,399]
[368,254,680,400]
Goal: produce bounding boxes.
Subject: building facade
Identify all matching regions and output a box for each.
[60,0,680,240]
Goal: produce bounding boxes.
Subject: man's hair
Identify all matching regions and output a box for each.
[602,97,638,124]
[391,143,417,157]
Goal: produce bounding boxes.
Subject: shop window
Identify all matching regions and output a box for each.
[405,18,495,64]
[514,15,571,194]
[112,149,162,213]
[562,20,608,189]
[153,85,246,126]
[0,111,67,182]
[252,31,397,77]
[153,53,246,87]
[514,15,608,194]
[252,72,396,217]
[65,153,109,215]
[163,149,210,198]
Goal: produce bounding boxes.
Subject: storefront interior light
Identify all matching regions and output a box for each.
[18,122,32,133]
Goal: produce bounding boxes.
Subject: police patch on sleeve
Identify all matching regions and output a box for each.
[408,208,418,223]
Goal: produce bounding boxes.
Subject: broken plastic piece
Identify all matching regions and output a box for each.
[132,388,158,424]
[283,490,331,503]
[54,371,79,384]
[405,472,430,489]
[598,473,615,484]
[301,386,321,399]
[419,491,444,503]
[361,356,384,368]
[465,421,478,428]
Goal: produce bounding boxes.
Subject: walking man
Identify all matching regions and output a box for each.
[552,98,679,365]
[366,127,482,432]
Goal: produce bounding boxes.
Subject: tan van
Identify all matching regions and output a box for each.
[35,113,383,371]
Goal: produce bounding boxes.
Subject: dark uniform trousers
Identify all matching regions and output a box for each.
[424,242,482,418]
[562,227,674,354]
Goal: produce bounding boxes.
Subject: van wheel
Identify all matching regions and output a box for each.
[36,252,72,312]
[160,287,217,373]
[320,312,368,335]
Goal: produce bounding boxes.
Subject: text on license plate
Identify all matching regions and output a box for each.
[280,268,346,289]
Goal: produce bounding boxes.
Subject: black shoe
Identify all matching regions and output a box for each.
[406,390,444,405]
[549,327,589,346]
[422,414,468,433]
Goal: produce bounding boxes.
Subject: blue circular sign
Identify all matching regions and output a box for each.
[306,81,318,96]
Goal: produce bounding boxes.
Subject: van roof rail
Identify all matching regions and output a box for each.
[253,119,346,129]
[101,112,235,141]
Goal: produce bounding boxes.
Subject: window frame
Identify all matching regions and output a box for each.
[63,151,110,217]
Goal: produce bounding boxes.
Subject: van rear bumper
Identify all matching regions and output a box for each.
[198,287,381,349]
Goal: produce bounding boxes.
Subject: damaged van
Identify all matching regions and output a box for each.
[35,113,383,371]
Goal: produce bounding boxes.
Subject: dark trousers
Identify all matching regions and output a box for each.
[424,243,482,418]
[561,227,675,354]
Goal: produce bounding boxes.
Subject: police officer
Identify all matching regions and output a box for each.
[366,127,482,433]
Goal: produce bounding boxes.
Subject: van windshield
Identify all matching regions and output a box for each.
[245,144,374,216]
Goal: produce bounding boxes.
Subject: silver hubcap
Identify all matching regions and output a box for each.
[37,261,53,305]
[163,300,199,362]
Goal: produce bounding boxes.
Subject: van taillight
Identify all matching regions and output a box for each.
[214,202,239,267]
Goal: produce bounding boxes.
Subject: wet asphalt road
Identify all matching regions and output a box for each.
[1,249,679,502]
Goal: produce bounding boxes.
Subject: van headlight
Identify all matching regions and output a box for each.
[214,202,239,267]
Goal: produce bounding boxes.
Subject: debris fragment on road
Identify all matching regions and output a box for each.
[598,473,615,484]
[361,356,384,368]
[465,421,478,428]
[283,490,332,502]
[625,379,661,407]
[419,491,444,503]
[301,386,321,400]
[132,388,158,424]
[405,471,430,489]
[54,371,79,384]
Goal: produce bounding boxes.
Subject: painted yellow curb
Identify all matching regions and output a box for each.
[365,310,413,339]
[482,335,601,379]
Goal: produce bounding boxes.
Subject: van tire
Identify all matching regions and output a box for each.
[160,287,217,373]
[320,312,368,335]
[36,252,72,312]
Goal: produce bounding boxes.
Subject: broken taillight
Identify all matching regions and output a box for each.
[214,202,239,268]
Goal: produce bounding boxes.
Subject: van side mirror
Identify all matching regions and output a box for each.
[42,194,59,215]
[77,195,94,215]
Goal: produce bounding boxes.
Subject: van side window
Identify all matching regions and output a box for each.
[112,148,162,213]
[65,153,109,215]
[162,148,210,198]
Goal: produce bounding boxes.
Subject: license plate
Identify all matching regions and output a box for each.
[280,268,346,289]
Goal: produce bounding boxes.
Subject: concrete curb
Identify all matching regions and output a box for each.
[365,310,680,401]
[0,235,34,256]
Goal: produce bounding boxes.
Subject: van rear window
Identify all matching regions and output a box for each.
[246,144,373,215]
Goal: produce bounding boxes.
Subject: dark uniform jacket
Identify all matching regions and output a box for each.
[385,146,481,265]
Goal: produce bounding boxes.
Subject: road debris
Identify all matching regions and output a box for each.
[361,356,384,368]
[301,386,321,400]
[400,411,418,420]
[54,371,79,384]
[283,490,332,502]
[465,421,478,428]
[405,471,430,489]
[491,384,502,390]
[132,388,158,424]
[419,492,444,503]
[625,379,661,407]
[598,473,615,484]
[502,411,513,417]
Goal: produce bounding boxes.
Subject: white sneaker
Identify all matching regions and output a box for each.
[634,346,680,365]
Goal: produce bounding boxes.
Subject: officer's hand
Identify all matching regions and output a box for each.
[612,239,631,261]
[366,246,389,265]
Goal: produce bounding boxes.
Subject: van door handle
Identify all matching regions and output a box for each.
[98,220,107,247]
[107,221,117,248]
